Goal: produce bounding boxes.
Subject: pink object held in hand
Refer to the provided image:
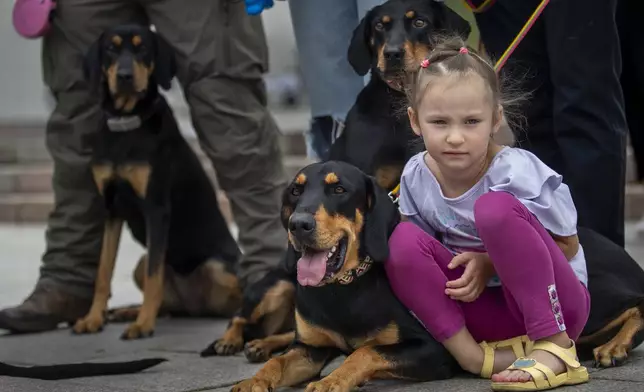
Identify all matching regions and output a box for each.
[12,0,56,39]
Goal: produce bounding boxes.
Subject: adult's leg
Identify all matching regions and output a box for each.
[0,0,144,332]
[618,0,644,182]
[144,0,286,288]
[543,0,627,247]
[473,1,563,172]
[288,0,383,160]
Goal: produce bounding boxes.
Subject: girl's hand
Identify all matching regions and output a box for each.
[445,252,495,303]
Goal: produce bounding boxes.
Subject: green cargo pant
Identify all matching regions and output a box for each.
[39,0,288,297]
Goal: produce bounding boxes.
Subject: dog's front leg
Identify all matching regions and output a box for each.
[305,340,455,391]
[116,163,169,340]
[122,205,169,340]
[304,345,396,392]
[231,344,336,392]
[73,217,124,334]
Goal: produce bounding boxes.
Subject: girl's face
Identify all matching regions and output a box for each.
[408,72,502,175]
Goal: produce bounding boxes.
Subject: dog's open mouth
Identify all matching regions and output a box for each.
[380,71,405,92]
[296,237,348,287]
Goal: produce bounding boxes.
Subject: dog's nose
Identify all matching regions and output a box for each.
[289,213,316,237]
[117,70,134,83]
[384,47,404,62]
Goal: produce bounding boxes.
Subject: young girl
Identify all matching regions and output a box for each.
[385,37,591,391]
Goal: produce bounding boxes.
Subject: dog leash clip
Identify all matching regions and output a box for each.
[388,183,401,205]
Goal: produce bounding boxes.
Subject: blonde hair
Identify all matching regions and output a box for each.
[405,35,528,132]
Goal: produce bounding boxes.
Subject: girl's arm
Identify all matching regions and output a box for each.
[549,232,580,261]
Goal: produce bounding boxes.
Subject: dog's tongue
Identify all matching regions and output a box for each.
[297,251,327,286]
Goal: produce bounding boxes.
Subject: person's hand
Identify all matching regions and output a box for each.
[445,252,495,303]
[245,0,274,15]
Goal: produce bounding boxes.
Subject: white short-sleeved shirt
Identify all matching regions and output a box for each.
[399,146,588,287]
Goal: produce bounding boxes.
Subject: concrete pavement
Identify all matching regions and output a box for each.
[2,223,644,391]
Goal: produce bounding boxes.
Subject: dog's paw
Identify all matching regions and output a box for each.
[244,339,272,363]
[72,314,105,334]
[593,339,630,368]
[121,322,155,340]
[305,377,352,392]
[230,378,273,392]
[201,337,244,357]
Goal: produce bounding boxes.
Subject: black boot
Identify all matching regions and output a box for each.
[0,282,92,333]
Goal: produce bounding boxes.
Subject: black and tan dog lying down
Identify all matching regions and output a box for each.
[230,161,459,392]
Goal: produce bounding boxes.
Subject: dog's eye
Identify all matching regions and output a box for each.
[374,22,384,31]
[291,187,302,196]
[334,186,346,194]
[413,19,426,28]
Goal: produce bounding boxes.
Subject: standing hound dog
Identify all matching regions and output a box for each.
[231,161,459,392]
[73,24,242,340]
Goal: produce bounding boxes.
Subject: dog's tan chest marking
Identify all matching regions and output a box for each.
[92,163,151,199]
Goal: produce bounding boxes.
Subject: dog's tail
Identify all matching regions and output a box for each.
[0,358,167,380]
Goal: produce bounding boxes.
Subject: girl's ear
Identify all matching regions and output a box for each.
[408,107,422,137]
[491,104,504,135]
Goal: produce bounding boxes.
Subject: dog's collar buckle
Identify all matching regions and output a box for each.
[107,116,142,132]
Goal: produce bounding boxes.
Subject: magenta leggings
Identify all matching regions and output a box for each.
[385,191,591,343]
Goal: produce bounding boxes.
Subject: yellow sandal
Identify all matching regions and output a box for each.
[479,335,535,378]
[490,340,589,391]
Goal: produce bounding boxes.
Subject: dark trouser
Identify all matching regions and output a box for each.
[39,0,287,296]
[617,0,644,181]
[474,0,628,246]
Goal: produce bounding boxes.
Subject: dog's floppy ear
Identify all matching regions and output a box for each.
[363,175,401,262]
[83,33,104,94]
[433,2,471,40]
[348,9,374,76]
[153,33,176,90]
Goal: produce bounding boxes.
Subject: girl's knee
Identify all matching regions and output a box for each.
[386,222,440,274]
[473,192,525,233]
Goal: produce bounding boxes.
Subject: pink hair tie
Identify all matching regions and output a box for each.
[459,47,469,54]
[420,58,430,68]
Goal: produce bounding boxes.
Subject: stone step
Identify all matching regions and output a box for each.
[0,132,308,164]
[0,108,311,164]
[0,157,313,224]
[0,155,312,194]
[0,191,239,225]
